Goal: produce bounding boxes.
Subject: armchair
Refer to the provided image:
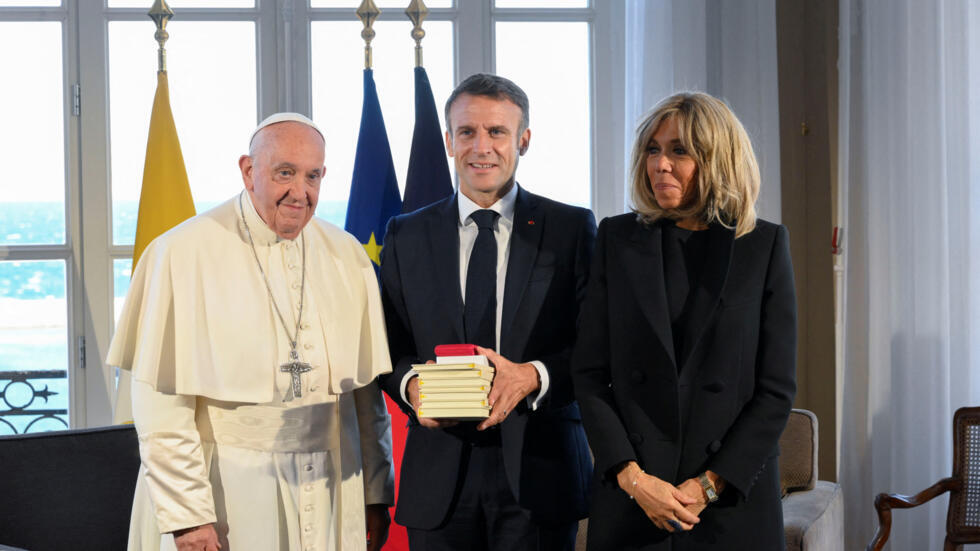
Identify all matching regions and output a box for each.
[779,408,844,551]
[866,406,980,551]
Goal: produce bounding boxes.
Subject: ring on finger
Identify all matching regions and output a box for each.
[667,519,682,532]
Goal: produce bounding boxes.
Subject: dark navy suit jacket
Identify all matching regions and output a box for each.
[378,186,595,529]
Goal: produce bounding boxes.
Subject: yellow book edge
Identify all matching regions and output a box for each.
[418,399,490,408]
[419,392,490,402]
[418,407,491,419]
[417,383,489,392]
[412,362,483,371]
[418,370,494,381]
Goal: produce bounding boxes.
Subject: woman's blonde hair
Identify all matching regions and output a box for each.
[629,92,759,237]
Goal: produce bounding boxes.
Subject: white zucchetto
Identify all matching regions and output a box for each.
[249,112,323,145]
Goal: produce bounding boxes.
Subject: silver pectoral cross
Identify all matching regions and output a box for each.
[280,348,312,400]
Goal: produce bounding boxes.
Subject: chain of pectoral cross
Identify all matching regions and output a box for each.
[239,193,313,400]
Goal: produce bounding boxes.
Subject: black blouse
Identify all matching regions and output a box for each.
[661,221,710,369]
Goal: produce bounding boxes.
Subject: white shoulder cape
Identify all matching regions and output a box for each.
[106,195,391,403]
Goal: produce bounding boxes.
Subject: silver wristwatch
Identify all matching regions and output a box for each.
[698,472,719,503]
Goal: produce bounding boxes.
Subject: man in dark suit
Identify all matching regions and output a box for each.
[378,73,595,551]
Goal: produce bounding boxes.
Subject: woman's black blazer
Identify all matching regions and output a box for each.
[572,213,797,550]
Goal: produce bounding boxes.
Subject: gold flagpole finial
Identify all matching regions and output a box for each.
[148,0,175,73]
[356,0,381,69]
[405,0,429,68]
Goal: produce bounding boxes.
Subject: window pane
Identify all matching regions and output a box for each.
[108,1,254,7]
[0,260,69,435]
[311,21,454,227]
[0,1,60,5]
[495,0,587,7]
[0,22,65,246]
[109,21,257,246]
[113,258,132,328]
[311,1,453,8]
[496,22,591,208]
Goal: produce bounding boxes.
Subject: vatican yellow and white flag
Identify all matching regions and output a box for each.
[133,72,195,268]
[108,71,195,424]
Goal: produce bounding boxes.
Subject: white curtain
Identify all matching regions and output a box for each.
[622,0,782,221]
[839,1,980,549]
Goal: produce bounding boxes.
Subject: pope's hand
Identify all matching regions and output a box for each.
[365,504,390,551]
[173,523,221,551]
[407,369,459,429]
[475,346,540,431]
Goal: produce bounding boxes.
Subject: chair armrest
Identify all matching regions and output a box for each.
[782,480,843,551]
[779,409,819,495]
[866,477,960,551]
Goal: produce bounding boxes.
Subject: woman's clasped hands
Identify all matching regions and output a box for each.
[617,462,704,533]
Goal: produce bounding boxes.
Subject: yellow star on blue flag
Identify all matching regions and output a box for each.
[344,68,401,276]
[363,232,382,266]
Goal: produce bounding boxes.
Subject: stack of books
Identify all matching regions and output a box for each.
[413,344,494,420]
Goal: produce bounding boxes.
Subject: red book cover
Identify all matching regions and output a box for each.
[434,344,479,357]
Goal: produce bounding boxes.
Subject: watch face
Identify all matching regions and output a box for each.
[699,474,718,502]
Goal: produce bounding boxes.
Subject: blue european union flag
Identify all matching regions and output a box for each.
[402,66,453,213]
[345,69,402,270]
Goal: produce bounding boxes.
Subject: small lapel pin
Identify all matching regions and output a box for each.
[527,220,535,225]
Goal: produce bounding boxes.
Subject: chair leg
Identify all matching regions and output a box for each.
[943,536,960,551]
[866,499,891,551]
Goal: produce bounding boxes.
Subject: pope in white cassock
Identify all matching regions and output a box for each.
[106,113,395,551]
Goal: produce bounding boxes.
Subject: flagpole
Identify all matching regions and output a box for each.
[401,0,453,212]
[357,0,380,69]
[148,0,174,73]
[405,0,429,68]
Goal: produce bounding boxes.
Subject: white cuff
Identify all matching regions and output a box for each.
[525,360,549,411]
[399,370,419,406]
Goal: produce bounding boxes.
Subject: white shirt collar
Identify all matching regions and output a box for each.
[238,190,294,246]
[457,183,519,227]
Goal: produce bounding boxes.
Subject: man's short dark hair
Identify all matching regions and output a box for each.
[444,73,530,135]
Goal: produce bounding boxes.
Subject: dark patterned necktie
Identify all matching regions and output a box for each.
[464,209,500,348]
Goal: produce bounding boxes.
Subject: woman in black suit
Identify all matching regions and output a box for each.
[572,92,796,550]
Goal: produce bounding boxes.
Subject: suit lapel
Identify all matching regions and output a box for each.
[622,220,677,369]
[429,195,465,342]
[500,187,543,357]
[677,223,735,379]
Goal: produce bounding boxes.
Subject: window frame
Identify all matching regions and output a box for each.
[0,1,83,431]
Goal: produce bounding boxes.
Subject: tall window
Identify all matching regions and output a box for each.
[107,18,258,320]
[0,6,72,434]
[495,20,591,207]
[0,0,607,431]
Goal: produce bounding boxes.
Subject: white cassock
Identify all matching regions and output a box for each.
[106,191,394,551]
